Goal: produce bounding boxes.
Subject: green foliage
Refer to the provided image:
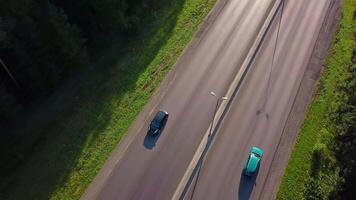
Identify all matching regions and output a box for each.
[51,0,162,41]
[332,56,356,198]
[304,143,339,200]
[0,85,21,120]
[304,171,339,200]
[311,143,336,175]
[0,0,87,98]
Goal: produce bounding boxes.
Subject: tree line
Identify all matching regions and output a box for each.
[332,60,356,199]
[304,40,356,200]
[0,0,162,121]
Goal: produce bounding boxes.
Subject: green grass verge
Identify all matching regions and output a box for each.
[277,0,356,199]
[0,0,216,199]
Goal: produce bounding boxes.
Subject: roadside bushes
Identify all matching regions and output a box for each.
[304,143,339,200]
[332,58,356,199]
[304,14,356,200]
[311,143,336,175]
[304,9,356,199]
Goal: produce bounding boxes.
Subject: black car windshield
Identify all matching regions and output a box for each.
[151,121,160,129]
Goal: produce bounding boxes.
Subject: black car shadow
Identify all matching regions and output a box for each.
[143,115,168,150]
[143,131,163,150]
[237,164,260,200]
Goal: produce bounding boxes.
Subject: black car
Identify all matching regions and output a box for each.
[148,110,169,135]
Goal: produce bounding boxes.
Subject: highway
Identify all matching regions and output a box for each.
[82,0,332,199]
[186,0,331,199]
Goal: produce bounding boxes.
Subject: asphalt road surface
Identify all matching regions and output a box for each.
[187,0,331,199]
[82,0,331,199]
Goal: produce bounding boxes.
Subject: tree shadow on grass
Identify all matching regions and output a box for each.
[0,0,193,199]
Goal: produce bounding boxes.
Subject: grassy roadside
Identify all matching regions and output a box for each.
[277,0,356,199]
[0,0,216,199]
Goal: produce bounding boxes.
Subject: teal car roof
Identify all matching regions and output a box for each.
[251,147,264,157]
[246,154,259,173]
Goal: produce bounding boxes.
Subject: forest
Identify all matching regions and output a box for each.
[0,0,162,121]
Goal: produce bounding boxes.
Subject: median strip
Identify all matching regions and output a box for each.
[171,0,283,199]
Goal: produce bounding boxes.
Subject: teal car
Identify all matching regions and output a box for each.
[243,147,264,176]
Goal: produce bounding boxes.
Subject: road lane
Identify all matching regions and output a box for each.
[83,0,277,199]
[189,0,331,199]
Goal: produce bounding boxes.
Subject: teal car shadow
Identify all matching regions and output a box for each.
[238,163,260,200]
